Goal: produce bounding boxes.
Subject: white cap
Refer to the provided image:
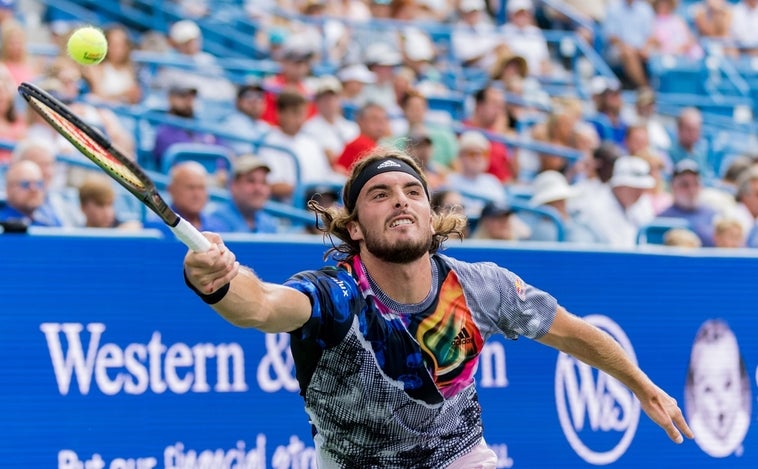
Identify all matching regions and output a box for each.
[589,75,620,95]
[338,64,376,84]
[364,43,402,67]
[405,34,435,62]
[529,170,578,207]
[458,130,490,152]
[507,0,533,13]
[314,75,343,96]
[610,156,656,189]
[169,20,201,43]
[460,0,485,12]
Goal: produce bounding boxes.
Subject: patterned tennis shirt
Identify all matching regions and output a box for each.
[284,253,557,468]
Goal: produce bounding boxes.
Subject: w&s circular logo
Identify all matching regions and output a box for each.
[554,315,640,465]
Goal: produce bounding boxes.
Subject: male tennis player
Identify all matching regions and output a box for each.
[183,149,693,468]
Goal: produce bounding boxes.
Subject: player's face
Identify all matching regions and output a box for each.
[350,171,433,264]
[692,338,742,439]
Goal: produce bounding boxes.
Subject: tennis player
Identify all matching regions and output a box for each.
[183,149,693,467]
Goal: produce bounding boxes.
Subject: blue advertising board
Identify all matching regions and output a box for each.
[1,234,756,468]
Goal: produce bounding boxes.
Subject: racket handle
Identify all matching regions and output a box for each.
[170,217,213,252]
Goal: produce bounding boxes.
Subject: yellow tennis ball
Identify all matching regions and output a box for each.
[67,26,108,66]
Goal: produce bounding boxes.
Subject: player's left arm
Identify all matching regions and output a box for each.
[536,306,694,444]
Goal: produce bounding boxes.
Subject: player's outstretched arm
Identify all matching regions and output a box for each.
[183,232,312,333]
[537,307,695,444]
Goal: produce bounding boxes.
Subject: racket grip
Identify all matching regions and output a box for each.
[170,217,213,252]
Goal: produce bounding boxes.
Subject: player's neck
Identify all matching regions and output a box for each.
[360,253,432,304]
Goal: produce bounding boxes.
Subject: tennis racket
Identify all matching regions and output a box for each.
[18,81,211,252]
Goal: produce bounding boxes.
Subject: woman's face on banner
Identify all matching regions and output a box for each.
[692,336,742,439]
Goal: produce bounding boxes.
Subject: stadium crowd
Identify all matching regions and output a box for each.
[2,0,758,249]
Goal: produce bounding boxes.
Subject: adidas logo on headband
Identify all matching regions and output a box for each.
[376,160,402,169]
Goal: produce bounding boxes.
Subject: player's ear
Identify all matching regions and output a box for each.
[346,219,363,241]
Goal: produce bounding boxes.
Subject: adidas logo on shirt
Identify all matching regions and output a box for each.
[377,160,402,169]
[452,328,473,347]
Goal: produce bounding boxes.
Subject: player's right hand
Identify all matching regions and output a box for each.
[184,232,240,295]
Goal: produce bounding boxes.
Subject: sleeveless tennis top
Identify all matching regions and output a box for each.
[284,253,557,468]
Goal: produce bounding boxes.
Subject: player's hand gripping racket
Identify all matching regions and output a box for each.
[18,82,211,252]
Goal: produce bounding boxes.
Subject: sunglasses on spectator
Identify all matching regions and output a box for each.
[13,180,44,190]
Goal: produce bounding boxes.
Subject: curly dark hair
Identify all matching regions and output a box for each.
[307,147,467,260]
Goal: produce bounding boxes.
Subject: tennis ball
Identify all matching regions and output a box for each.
[67,26,108,66]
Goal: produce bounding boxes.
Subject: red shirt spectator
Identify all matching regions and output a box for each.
[261,38,317,126]
[336,102,390,172]
[463,86,516,182]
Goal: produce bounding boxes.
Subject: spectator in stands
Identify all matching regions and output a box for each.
[359,43,404,114]
[489,51,529,93]
[576,155,656,247]
[145,161,224,234]
[12,138,79,227]
[222,81,271,156]
[663,228,703,248]
[0,0,15,27]
[405,127,447,190]
[464,85,516,183]
[210,154,280,233]
[647,0,703,60]
[258,90,343,203]
[78,173,141,230]
[564,121,601,184]
[658,160,718,246]
[301,75,359,168]
[0,19,42,86]
[262,36,317,126]
[344,0,402,66]
[527,170,597,243]
[336,102,390,172]
[470,200,531,241]
[452,0,501,69]
[713,218,745,248]
[692,0,734,53]
[602,0,654,88]
[531,106,582,174]
[398,90,458,170]
[430,188,468,238]
[0,160,61,227]
[701,155,751,217]
[733,166,758,242]
[624,87,671,153]
[152,81,225,168]
[730,0,758,53]
[337,64,376,106]
[572,140,623,207]
[669,107,711,180]
[155,19,235,100]
[41,58,135,157]
[447,130,507,219]
[588,76,627,146]
[500,0,553,77]
[0,69,25,162]
[84,25,142,105]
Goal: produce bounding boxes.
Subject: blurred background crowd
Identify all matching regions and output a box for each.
[2,0,758,250]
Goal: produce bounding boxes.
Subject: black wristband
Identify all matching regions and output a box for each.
[184,269,230,304]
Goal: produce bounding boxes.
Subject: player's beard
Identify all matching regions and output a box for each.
[361,221,432,264]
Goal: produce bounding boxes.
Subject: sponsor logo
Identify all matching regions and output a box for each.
[377,160,402,169]
[452,328,473,347]
[513,277,526,301]
[555,315,640,465]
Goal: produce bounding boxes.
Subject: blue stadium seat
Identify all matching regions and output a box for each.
[160,143,234,175]
[636,217,691,245]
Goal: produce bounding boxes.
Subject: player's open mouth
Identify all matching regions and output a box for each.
[389,217,414,228]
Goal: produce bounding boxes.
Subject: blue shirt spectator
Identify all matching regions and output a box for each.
[668,107,713,180]
[0,160,62,228]
[658,160,717,246]
[221,82,272,155]
[152,84,226,169]
[209,154,281,234]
